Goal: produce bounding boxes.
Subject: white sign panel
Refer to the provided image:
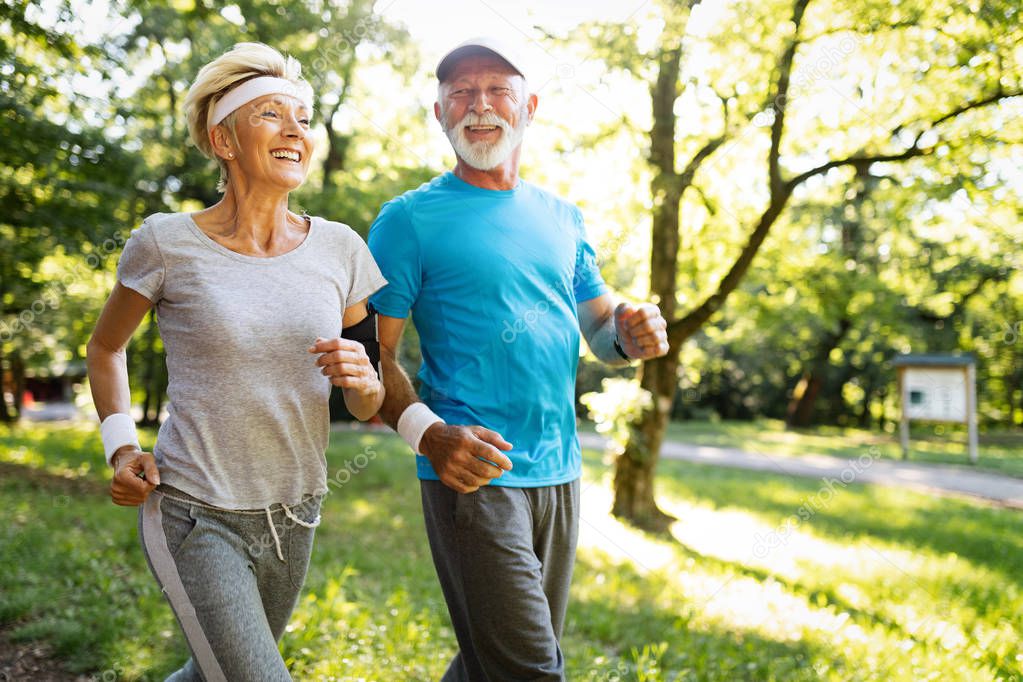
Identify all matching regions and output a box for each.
[903,367,967,422]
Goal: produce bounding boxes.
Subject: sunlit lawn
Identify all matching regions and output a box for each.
[580,418,1023,479]
[2,422,1021,680]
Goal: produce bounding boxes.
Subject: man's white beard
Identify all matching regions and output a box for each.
[443,108,527,171]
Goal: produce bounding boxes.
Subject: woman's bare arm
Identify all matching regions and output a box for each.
[86,282,161,503]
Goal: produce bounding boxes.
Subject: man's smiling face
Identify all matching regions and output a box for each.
[436,54,533,171]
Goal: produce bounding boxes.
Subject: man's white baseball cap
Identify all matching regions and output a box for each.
[436,36,529,83]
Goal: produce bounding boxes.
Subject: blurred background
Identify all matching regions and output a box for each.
[2,0,1022,679]
[2,0,1020,433]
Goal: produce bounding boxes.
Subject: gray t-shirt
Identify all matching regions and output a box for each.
[116,212,387,509]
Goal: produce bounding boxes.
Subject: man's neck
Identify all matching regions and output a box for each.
[452,152,521,191]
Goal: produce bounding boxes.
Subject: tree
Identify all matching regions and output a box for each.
[570,0,1023,526]
[0,1,141,420]
[3,0,428,421]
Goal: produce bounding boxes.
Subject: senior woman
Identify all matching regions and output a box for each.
[86,42,386,681]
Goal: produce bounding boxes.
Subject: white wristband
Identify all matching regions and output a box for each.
[100,413,141,466]
[396,403,444,453]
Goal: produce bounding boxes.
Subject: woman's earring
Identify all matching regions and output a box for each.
[227,152,234,159]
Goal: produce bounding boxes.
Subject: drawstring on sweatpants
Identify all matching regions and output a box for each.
[264,502,322,562]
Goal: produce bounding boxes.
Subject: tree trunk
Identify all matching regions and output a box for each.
[785,319,852,427]
[320,60,355,194]
[1007,363,1022,426]
[11,351,24,419]
[876,387,889,430]
[618,71,684,494]
[0,341,11,422]
[321,116,350,193]
[857,372,877,428]
[613,352,679,529]
[611,23,689,528]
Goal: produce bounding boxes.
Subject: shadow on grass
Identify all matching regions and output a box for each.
[658,537,924,648]
[587,499,989,677]
[651,459,1023,583]
[0,460,106,496]
[566,553,834,681]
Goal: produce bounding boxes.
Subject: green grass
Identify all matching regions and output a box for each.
[2,422,1022,680]
[581,418,1023,479]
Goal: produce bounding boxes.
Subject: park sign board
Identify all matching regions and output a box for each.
[892,354,978,464]
[902,365,968,422]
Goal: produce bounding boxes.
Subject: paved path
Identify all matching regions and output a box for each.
[38,412,1012,509]
[21,402,81,422]
[577,433,1023,509]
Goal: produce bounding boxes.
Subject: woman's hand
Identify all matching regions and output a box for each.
[110,446,160,506]
[309,337,382,397]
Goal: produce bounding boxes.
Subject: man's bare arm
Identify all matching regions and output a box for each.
[376,314,513,493]
[578,293,670,364]
[378,347,420,429]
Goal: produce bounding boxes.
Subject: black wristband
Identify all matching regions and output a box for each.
[613,336,631,361]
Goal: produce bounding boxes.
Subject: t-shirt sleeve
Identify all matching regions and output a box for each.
[571,207,609,303]
[342,227,388,308]
[117,219,165,302]
[367,199,421,319]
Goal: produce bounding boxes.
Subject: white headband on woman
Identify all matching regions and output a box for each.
[210,76,314,125]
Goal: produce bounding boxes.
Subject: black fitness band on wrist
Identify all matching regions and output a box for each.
[613,335,631,361]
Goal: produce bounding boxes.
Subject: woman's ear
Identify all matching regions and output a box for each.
[209,124,235,160]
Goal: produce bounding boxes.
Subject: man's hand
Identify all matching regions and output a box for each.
[110,446,159,506]
[614,302,669,360]
[309,337,381,397]
[420,424,514,494]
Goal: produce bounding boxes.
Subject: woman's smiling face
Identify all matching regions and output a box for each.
[228,93,314,192]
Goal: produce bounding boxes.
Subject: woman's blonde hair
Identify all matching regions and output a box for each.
[184,42,311,192]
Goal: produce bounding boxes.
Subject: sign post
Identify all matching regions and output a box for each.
[892,354,978,464]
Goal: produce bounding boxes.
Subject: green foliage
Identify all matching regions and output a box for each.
[1,0,435,418]
[581,377,654,456]
[2,0,1022,434]
[564,0,1023,429]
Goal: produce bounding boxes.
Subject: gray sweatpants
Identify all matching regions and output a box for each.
[138,485,322,682]
[420,478,581,682]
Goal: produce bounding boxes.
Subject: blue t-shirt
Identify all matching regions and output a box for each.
[368,172,608,487]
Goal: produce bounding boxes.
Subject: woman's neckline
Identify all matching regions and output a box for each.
[185,213,316,263]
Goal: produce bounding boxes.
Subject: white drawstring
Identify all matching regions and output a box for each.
[265,507,285,562]
[265,502,321,563]
[283,502,321,529]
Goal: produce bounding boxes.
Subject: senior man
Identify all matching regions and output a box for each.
[368,37,669,681]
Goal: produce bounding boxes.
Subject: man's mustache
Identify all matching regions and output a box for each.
[456,111,510,132]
